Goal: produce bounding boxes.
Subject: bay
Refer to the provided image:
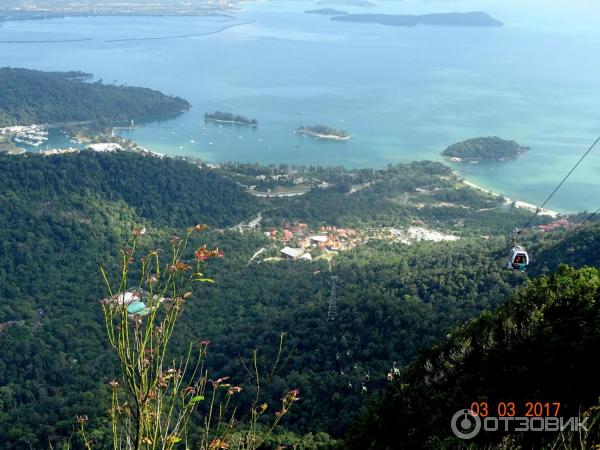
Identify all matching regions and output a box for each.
[1,0,600,212]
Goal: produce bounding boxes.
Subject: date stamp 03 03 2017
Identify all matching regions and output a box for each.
[451,401,593,440]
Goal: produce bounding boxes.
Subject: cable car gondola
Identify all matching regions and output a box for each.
[504,136,600,271]
[508,245,529,271]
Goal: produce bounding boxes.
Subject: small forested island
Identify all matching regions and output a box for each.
[331,11,504,27]
[305,8,348,15]
[204,111,258,127]
[442,136,528,161]
[295,124,350,141]
[0,68,190,127]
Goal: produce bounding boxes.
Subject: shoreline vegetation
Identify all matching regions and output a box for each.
[0,38,94,44]
[0,68,190,128]
[295,125,350,141]
[0,7,239,22]
[205,111,258,127]
[443,136,529,161]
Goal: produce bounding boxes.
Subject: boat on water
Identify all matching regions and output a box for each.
[13,136,47,147]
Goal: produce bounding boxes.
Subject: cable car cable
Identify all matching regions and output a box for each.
[516,135,600,235]
[326,273,372,389]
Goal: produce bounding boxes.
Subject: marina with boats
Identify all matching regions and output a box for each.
[1,124,48,147]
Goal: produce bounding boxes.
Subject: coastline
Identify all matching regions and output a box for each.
[0,11,236,23]
[205,117,257,127]
[106,20,253,43]
[295,130,350,141]
[462,179,559,218]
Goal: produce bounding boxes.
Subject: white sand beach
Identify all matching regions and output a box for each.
[462,180,559,218]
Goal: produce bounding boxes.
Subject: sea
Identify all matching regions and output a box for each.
[1,0,600,213]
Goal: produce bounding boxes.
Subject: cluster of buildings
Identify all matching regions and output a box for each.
[255,173,307,184]
[267,223,362,261]
[385,226,460,244]
[87,142,123,152]
[39,141,167,159]
[40,147,79,156]
[537,218,572,233]
[40,142,122,155]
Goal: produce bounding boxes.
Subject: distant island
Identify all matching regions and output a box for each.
[204,111,257,127]
[317,0,375,7]
[331,12,504,27]
[305,8,348,16]
[442,137,528,161]
[295,125,350,141]
[0,68,190,128]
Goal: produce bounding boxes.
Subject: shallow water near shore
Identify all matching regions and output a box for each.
[1,0,600,212]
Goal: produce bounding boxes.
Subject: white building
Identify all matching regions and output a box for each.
[310,236,328,245]
[280,247,303,259]
[88,143,122,153]
[41,148,79,156]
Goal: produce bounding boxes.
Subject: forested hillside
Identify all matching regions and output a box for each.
[0,152,260,447]
[0,68,190,127]
[246,161,539,234]
[345,265,600,449]
[0,152,596,448]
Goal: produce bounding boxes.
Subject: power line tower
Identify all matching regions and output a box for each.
[327,276,338,323]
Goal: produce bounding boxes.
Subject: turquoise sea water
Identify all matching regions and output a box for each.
[1,0,600,212]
